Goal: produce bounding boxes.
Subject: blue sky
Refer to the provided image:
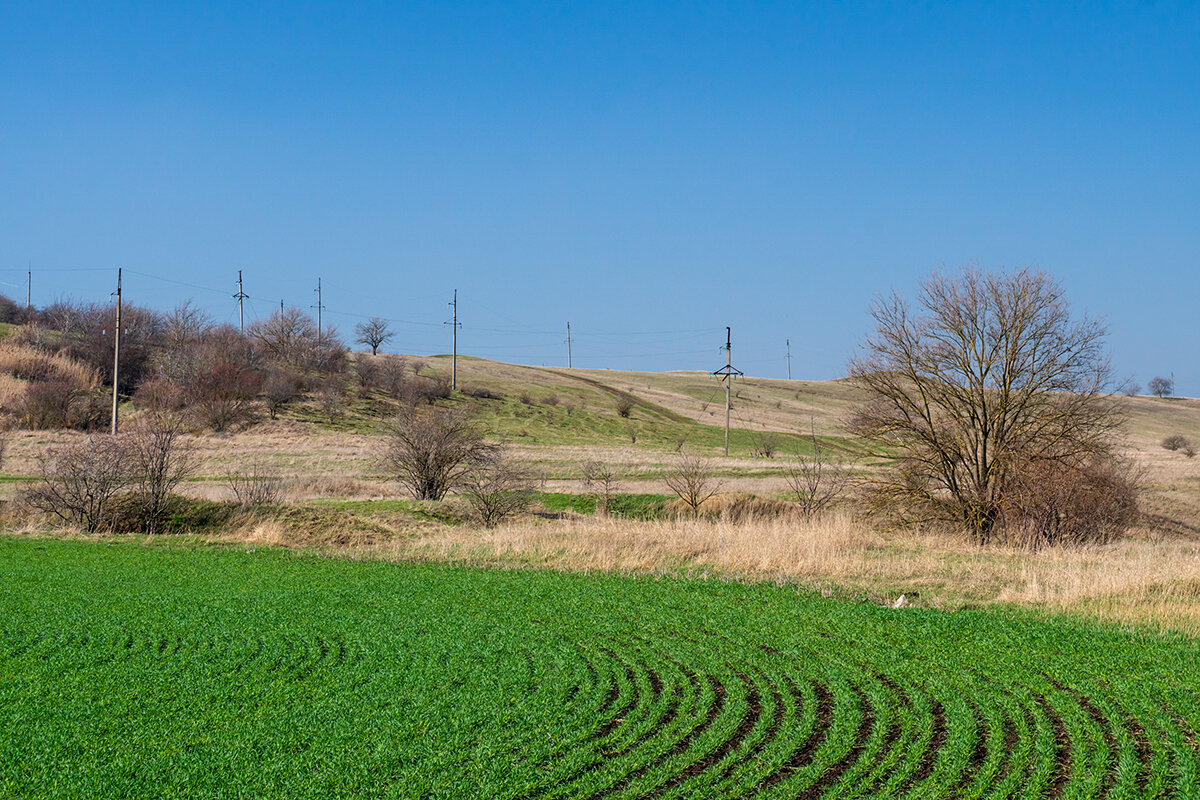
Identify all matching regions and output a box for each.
[2,2,1197,392]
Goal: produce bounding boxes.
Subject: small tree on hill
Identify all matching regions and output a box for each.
[355,317,394,356]
[123,413,199,534]
[1149,376,1173,397]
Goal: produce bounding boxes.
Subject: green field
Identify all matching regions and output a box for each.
[1,538,1199,799]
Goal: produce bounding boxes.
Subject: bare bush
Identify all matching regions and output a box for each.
[1000,455,1140,548]
[190,330,262,432]
[22,436,133,531]
[1162,434,1191,452]
[783,424,851,519]
[663,452,723,516]
[753,431,780,459]
[263,367,303,419]
[317,375,347,422]
[541,395,559,407]
[0,427,8,470]
[849,267,1127,545]
[615,397,635,418]
[249,307,346,373]
[123,414,199,534]
[458,450,534,528]
[581,460,622,516]
[382,407,494,501]
[1122,383,1141,397]
[225,460,284,506]
[463,385,502,401]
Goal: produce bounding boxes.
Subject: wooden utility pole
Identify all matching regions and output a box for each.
[234,270,248,334]
[786,339,792,380]
[110,268,122,435]
[711,326,742,456]
[446,290,460,390]
[567,321,572,369]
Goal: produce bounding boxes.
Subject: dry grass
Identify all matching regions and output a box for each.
[354,513,1200,635]
[0,341,97,387]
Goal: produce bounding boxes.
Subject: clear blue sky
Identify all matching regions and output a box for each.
[2,2,1197,392]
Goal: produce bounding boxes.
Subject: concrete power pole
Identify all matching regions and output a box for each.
[446,290,460,391]
[711,326,743,457]
[567,321,572,369]
[234,270,248,334]
[110,268,122,435]
[312,278,324,343]
[786,339,792,380]
[26,268,31,313]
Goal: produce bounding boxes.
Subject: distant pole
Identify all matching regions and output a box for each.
[786,339,792,380]
[313,278,324,343]
[711,327,743,457]
[567,321,573,369]
[280,299,284,314]
[110,268,122,435]
[234,270,248,334]
[445,290,461,390]
[26,268,31,312]
[1172,371,1176,397]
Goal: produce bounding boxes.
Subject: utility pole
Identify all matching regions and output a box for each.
[786,339,792,380]
[711,326,742,457]
[26,267,31,313]
[446,290,460,390]
[312,278,324,343]
[234,270,248,334]
[280,299,284,314]
[110,268,122,435]
[566,321,572,369]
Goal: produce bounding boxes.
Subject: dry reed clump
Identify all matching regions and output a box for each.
[0,374,26,414]
[0,341,97,387]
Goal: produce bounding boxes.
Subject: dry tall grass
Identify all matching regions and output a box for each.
[366,512,1200,635]
[0,341,97,387]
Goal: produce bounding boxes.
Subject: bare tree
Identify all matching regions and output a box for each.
[849,267,1127,544]
[752,431,781,459]
[354,317,394,356]
[1121,382,1141,397]
[1162,434,1191,452]
[459,450,534,528]
[382,407,494,500]
[581,460,622,516]
[1148,375,1173,397]
[225,459,284,506]
[23,436,133,531]
[123,413,199,534]
[782,421,850,519]
[663,451,723,516]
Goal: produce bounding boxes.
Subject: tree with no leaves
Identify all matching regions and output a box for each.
[1148,376,1173,397]
[382,407,495,501]
[663,451,723,516]
[782,420,850,519]
[123,413,199,534]
[355,317,394,356]
[458,450,534,528]
[23,435,133,532]
[849,267,1127,545]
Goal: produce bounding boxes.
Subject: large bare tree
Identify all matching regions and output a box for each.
[354,317,394,356]
[848,267,1126,544]
[382,407,495,501]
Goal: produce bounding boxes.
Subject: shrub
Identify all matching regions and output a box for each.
[382,407,494,501]
[22,435,133,531]
[782,424,850,519]
[123,413,199,534]
[663,452,723,516]
[999,455,1140,548]
[753,431,780,459]
[615,397,635,418]
[262,367,303,420]
[581,460,621,516]
[225,460,284,506]
[463,386,502,401]
[1162,434,1190,452]
[458,451,534,528]
[541,395,559,407]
